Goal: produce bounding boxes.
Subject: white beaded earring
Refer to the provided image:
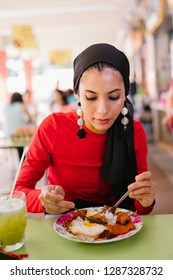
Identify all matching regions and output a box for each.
[121,105,129,130]
[77,101,87,138]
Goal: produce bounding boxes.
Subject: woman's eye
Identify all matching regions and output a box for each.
[109,96,120,101]
[85,95,120,101]
[86,96,97,101]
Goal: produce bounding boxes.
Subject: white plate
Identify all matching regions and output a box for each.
[53,207,143,244]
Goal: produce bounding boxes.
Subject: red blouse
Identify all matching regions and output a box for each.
[15,112,153,214]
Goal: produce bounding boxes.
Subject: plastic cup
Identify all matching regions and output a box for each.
[0,191,27,252]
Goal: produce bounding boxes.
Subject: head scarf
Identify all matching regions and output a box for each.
[73,43,137,210]
[73,43,129,95]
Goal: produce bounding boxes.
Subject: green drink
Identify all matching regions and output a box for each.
[0,191,27,252]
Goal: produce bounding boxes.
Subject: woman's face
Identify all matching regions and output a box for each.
[77,67,126,134]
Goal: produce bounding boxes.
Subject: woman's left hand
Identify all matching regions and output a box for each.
[128,171,156,207]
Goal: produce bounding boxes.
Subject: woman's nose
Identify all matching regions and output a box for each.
[97,100,109,114]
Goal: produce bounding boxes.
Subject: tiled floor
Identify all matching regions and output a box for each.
[0,141,173,214]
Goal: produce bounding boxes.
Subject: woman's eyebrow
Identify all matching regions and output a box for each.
[85,89,121,94]
[108,89,121,94]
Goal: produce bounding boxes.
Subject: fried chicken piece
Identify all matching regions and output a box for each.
[73,209,87,219]
[116,211,131,225]
[62,219,71,230]
[107,221,135,237]
[102,205,110,212]
[89,213,107,222]
[98,229,115,240]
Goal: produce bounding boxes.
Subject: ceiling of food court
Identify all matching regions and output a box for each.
[0,0,142,65]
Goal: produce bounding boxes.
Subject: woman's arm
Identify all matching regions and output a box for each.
[15,115,55,212]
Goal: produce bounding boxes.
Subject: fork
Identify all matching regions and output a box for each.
[73,189,131,225]
[105,189,131,214]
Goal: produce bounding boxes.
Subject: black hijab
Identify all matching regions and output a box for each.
[73,43,137,210]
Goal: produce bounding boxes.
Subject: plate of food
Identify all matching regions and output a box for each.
[53,206,143,243]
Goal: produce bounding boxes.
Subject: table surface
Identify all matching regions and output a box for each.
[15,214,173,260]
[0,137,29,148]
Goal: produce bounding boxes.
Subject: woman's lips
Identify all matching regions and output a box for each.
[97,119,110,125]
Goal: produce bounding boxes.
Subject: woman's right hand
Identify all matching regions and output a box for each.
[38,185,75,214]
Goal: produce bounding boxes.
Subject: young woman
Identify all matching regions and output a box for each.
[15,43,156,214]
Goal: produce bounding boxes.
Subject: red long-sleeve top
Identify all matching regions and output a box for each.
[15,112,154,214]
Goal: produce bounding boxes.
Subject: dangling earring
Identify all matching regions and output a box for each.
[121,105,129,130]
[77,101,87,139]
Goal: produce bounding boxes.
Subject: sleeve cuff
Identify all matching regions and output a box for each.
[134,199,155,215]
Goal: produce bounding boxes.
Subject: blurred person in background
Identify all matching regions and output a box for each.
[64,88,77,104]
[50,88,67,112]
[50,88,75,113]
[129,74,137,107]
[3,92,27,137]
[15,43,156,215]
[23,89,38,125]
[162,79,173,135]
[23,89,38,124]
[64,88,77,110]
[3,92,28,159]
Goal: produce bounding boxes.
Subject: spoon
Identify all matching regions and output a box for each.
[74,208,107,225]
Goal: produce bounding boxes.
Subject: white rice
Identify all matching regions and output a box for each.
[104,211,117,225]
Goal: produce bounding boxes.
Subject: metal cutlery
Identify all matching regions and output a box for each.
[106,189,131,214]
[74,189,131,225]
[74,208,107,225]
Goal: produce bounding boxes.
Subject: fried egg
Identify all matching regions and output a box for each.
[69,217,107,240]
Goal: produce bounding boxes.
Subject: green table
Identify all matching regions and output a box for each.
[16,214,173,260]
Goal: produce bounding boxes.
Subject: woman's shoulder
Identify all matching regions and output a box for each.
[133,119,146,137]
[49,111,77,121]
[37,111,78,145]
[134,119,144,129]
[40,111,77,128]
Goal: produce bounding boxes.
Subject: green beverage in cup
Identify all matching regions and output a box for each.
[0,191,27,252]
